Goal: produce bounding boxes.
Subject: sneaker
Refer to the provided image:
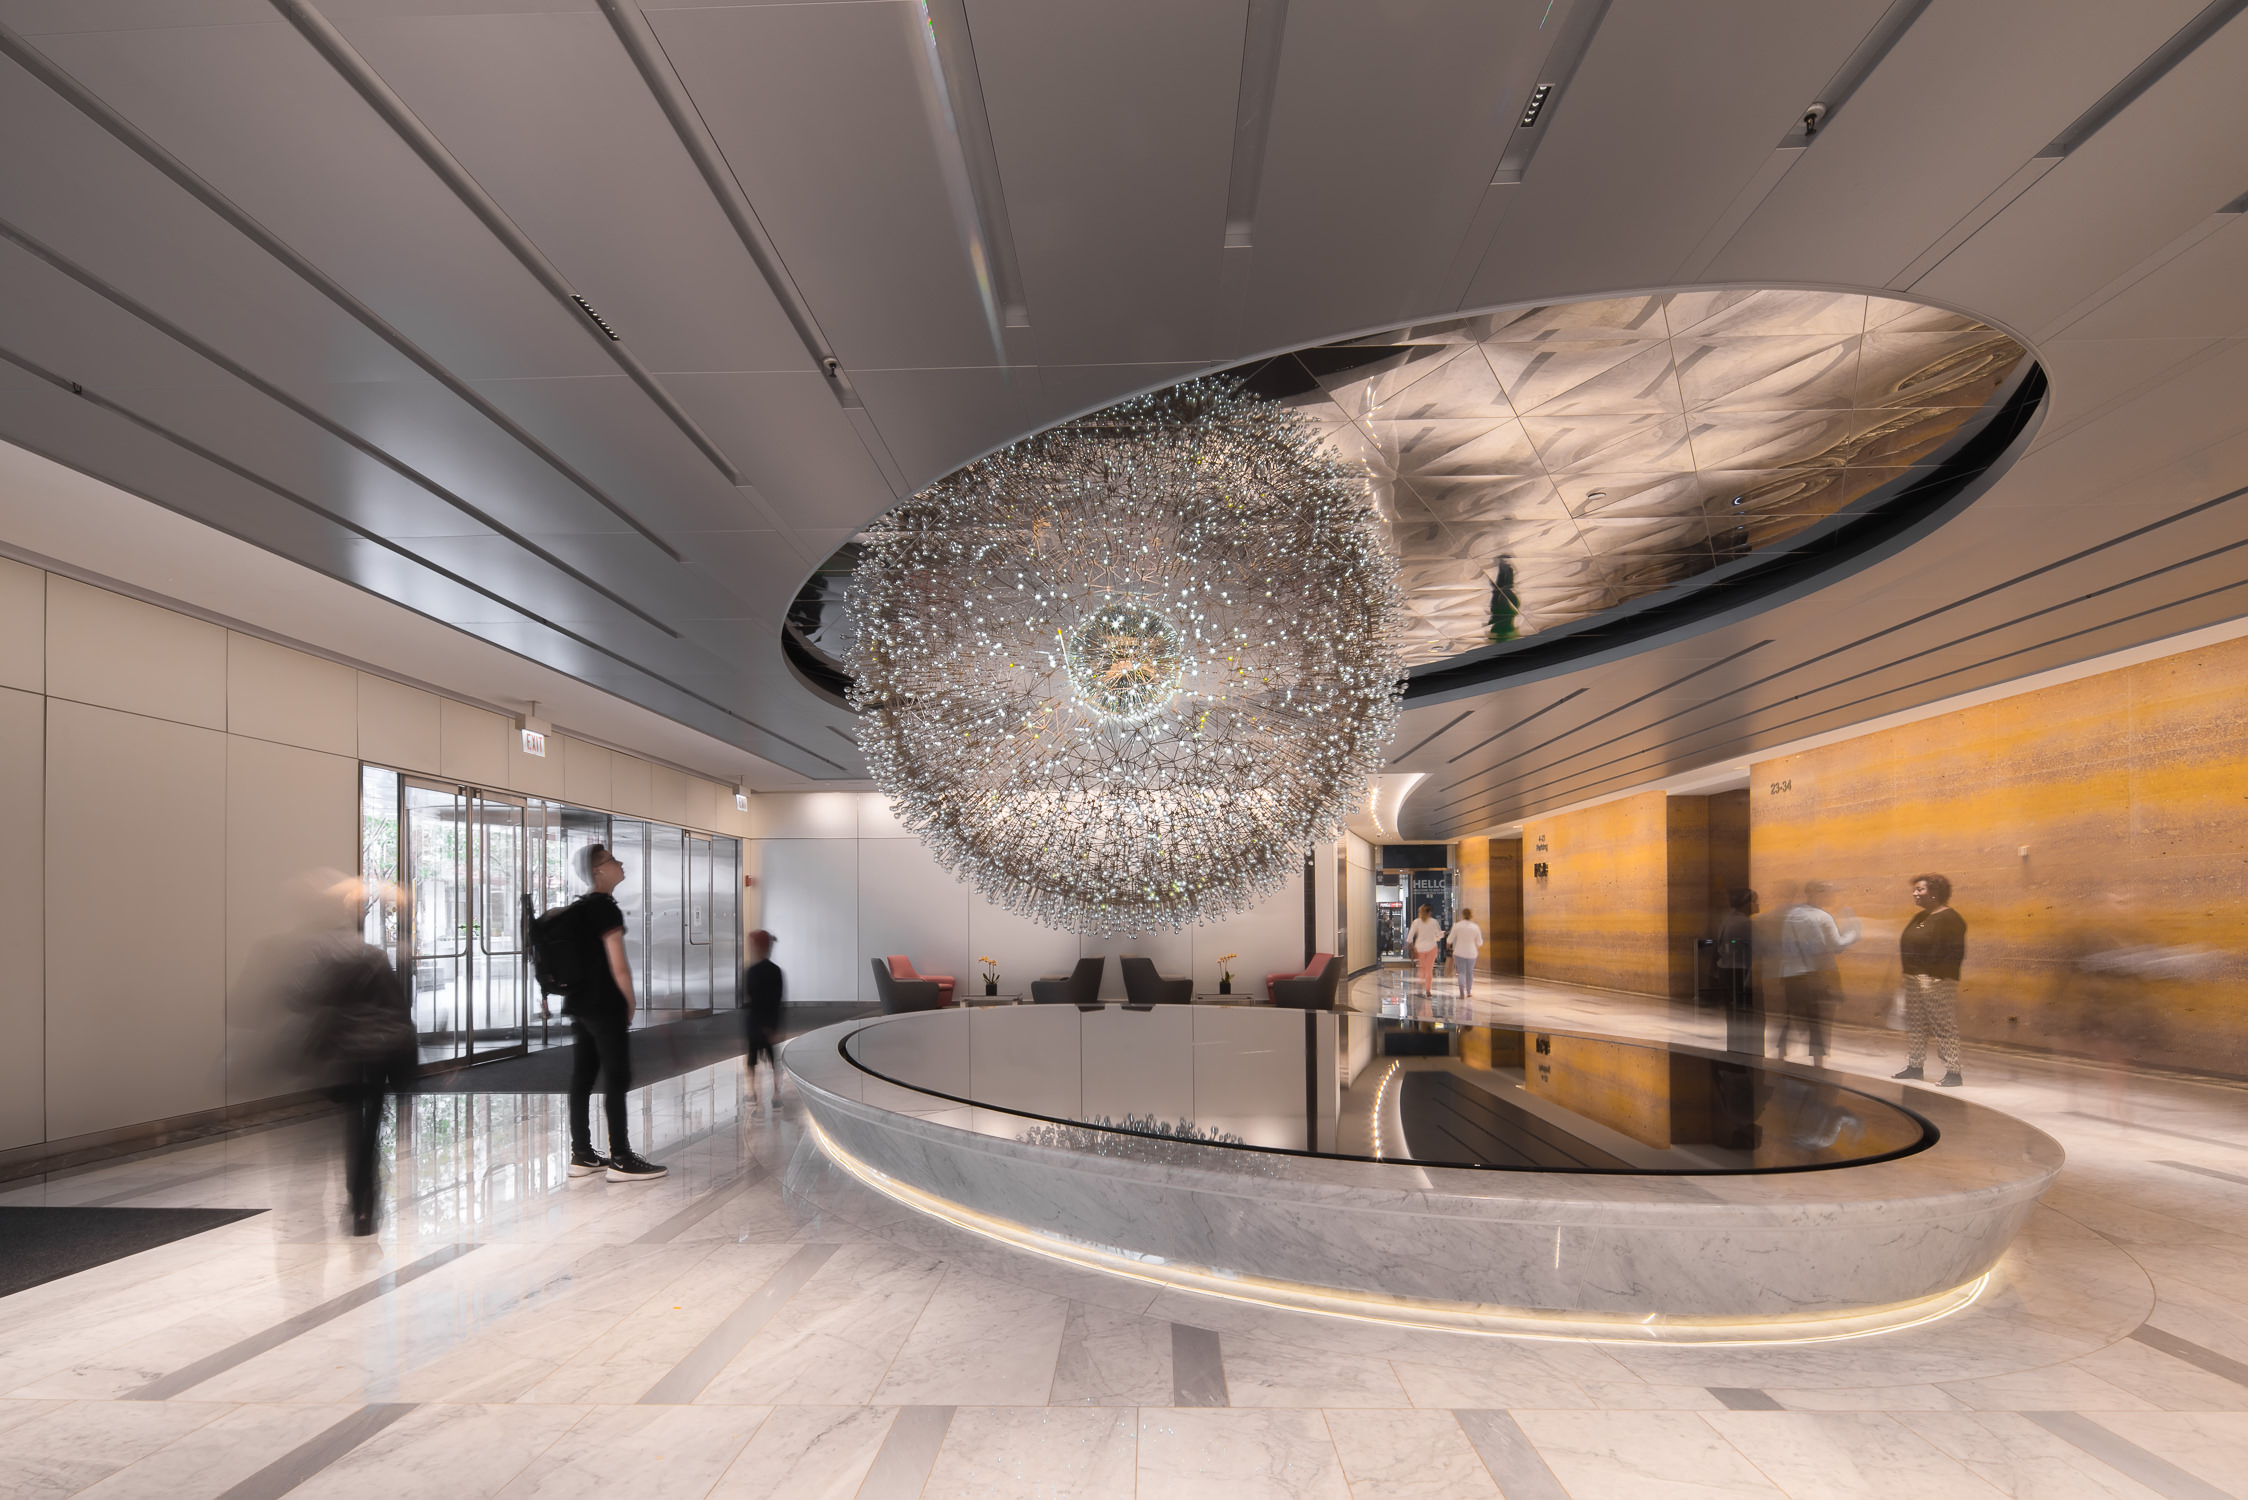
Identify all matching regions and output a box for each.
[1892,1066,1924,1081]
[1939,1072,1964,1088]
[568,1150,609,1178]
[605,1152,668,1182]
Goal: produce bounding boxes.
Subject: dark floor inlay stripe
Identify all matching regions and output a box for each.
[1454,1409,1569,1500]
[214,1403,417,1500]
[635,1164,770,1244]
[640,1241,838,1404]
[2132,1323,2248,1390]
[856,1405,954,1499]
[2024,1411,2232,1500]
[2155,1159,2248,1189]
[1710,1386,1784,1410]
[1171,1324,1229,1407]
[124,1243,477,1400]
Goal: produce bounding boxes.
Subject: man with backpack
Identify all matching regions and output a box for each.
[534,843,666,1181]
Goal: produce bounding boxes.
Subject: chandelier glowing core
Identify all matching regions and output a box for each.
[847,378,1407,933]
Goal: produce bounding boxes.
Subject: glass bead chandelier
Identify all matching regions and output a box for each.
[847,378,1406,933]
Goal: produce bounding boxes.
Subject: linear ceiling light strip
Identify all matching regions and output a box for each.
[1447,484,2248,825]
[267,0,743,493]
[917,0,1031,337]
[1484,0,1610,184]
[1442,689,1587,765]
[1385,709,1474,766]
[0,216,681,640]
[2037,0,2248,159]
[1221,0,1290,251]
[0,18,685,564]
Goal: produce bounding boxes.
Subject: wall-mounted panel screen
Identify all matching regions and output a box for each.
[1379,844,1449,870]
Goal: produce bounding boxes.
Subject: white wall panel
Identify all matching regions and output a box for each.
[45,700,226,1139]
[46,577,224,730]
[224,736,357,1105]
[1191,867,1307,999]
[611,752,653,816]
[0,687,42,1149]
[651,765,688,825]
[561,735,611,810]
[856,794,908,838]
[227,632,356,756]
[0,557,42,693]
[357,673,440,774]
[750,837,859,1003]
[965,889,1080,998]
[439,698,509,788]
[857,834,969,1004]
[750,791,857,838]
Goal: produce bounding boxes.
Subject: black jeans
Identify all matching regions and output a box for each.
[568,1008,634,1158]
[342,1051,414,1226]
[1779,972,1833,1060]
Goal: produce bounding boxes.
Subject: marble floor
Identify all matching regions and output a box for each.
[4,977,2247,1499]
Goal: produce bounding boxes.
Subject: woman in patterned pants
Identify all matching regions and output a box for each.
[1895,873,1967,1087]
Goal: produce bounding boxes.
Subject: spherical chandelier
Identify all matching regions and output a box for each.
[847,377,1406,933]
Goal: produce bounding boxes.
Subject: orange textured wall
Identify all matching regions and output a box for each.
[1752,636,2248,1076]
[1523,791,1673,996]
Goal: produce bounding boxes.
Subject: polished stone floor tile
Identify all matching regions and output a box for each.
[1388,1356,1593,1409]
[869,1268,1070,1406]
[1703,1410,2002,1498]
[1135,1407,1348,1499]
[1049,1303,1174,1406]
[1894,1410,2168,1499]
[705,1405,895,1499]
[71,1403,367,1500]
[288,1402,584,1499]
[490,1404,765,1499]
[1324,1407,1502,1497]
[694,1242,943,1406]
[920,1406,1135,1499]
[1509,1410,1787,1498]
[0,1401,234,1500]
[2070,1411,2248,1496]
[1213,1333,1412,1409]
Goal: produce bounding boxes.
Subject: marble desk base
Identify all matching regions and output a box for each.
[782,1017,2063,1343]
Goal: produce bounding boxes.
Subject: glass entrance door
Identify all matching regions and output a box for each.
[401,778,529,1068]
[686,833,714,1013]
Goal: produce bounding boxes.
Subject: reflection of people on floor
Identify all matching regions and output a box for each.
[1407,902,1444,997]
[1448,907,1483,1000]
[1717,888,1760,1054]
[1778,881,1859,1064]
[744,928,783,1114]
[1895,873,1968,1087]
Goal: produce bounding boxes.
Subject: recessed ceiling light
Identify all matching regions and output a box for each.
[1519,82,1554,128]
[1586,489,1606,500]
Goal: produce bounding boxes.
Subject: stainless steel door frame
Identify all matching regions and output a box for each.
[399,776,530,1071]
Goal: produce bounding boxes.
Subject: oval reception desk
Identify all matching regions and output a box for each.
[781,1003,2061,1343]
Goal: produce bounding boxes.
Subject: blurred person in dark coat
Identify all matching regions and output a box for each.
[293,875,416,1237]
[744,929,783,1112]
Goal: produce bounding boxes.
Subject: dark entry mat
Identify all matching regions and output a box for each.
[408,1006,876,1096]
[0,1206,266,1298]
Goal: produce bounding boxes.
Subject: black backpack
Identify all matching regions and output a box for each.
[524,894,588,1004]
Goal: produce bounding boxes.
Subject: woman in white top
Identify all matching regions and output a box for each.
[1406,902,1445,997]
[1448,907,1483,1000]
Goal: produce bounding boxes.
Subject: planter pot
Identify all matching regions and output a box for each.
[1218,980,1232,994]
[985,982,998,996]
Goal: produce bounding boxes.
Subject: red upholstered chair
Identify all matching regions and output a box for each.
[1265,953,1337,1006]
[888,956,955,1007]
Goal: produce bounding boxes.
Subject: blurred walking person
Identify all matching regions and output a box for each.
[1895,873,1967,1087]
[1448,907,1484,1001]
[1778,882,1859,1064]
[565,844,667,1181]
[1716,888,1761,1055]
[1407,902,1444,998]
[293,875,415,1237]
[743,929,784,1113]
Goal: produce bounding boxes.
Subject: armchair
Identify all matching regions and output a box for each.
[871,957,943,1013]
[1267,953,1341,1010]
[1031,957,1104,1006]
[1119,956,1192,1006]
[887,956,954,1006]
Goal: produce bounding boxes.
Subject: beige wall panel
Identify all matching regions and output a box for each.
[439,699,508,788]
[1192,870,1307,1000]
[227,633,356,755]
[688,778,720,833]
[0,688,42,1148]
[651,765,688,826]
[508,732,565,799]
[750,838,858,1002]
[750,791,857,838]
[0,557,42,693]
[857,836,969,1004]
[46,576,224,729]
[857,795,909,839]
[561,737,611,810]
[46,700,227,1139]
[358,674,441,774]
[610,753,653,816]
[225,737,357,1105]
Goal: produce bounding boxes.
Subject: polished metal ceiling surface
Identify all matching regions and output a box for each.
[1263,292,2027,663]
[1,0,2245,820]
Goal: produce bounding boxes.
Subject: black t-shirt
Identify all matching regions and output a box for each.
[1900,907,1967,980]
[572,892,628,1015]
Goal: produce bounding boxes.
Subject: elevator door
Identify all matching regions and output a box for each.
[402,779,529,1067]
